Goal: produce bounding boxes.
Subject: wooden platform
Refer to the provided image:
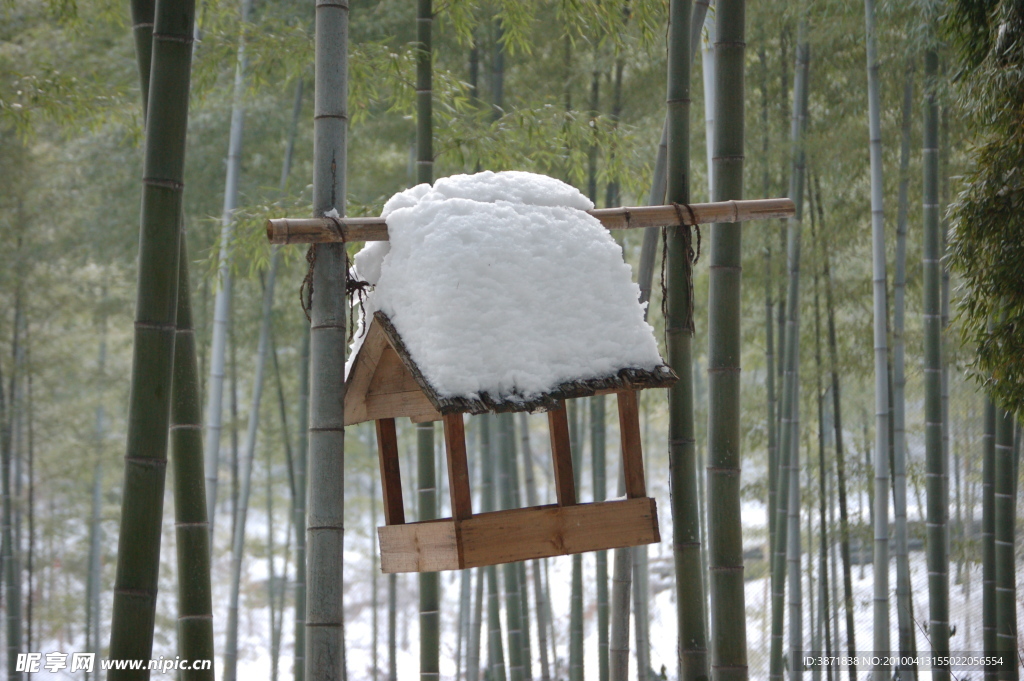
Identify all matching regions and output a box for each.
[378,497,660,573]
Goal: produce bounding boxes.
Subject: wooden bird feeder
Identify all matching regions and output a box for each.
[267,194,796,574]
[345,311,676,573]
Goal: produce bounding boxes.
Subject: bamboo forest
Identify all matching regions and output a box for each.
[1,0,1023,679]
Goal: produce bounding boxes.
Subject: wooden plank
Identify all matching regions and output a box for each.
[344,319,390,425]
[267,198,797,244]
[379,521,460,573]
[366,346,422,396]
[364,390,441,423]
[443,413,473,521]
[617,390,646,498]
[375,418,405,526]
[459,498,659,568]
[547,401,577,506]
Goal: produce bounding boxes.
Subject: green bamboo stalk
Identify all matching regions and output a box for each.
[810,198,832,681]
[306,0,349,677]
[520,412,552,681]
[170,245,215,681]
[414,4,439,679]
[822,203,856,678]
[993,409,1017,681]
[761,43,778,580]
[498,414,524,681]
[891,57,917,680]
[608,540,631,681]
[467,567,484,681]
[417,419,439,681]
[568,399,585,681]
[456,565,470,681]
[636,0,711,309]
[665,2,710,681]
[108,0,195,675]
[481,416,506,681]
[388,573,398,681]
[922,39,950,681]
[87,296,108,681]
[295,324,309,681]
[864,1,892,674]
[591,394,609,681]
[982,397,996,681]
[770,18,808,681]
[225,251,280,681]
[706,0,749,677]
[1,343,22,678]
[204,0,254,538]
[372,472,380,681]
[632,544,651,681]
[269,439,281,681]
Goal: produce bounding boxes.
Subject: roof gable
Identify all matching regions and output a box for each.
[345,311,676,424]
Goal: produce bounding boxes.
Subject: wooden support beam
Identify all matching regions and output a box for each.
[375,418,405,525]
[616,390,646,498]
[443,413,473,521]
[266,198,796,244]
[547,401,577,506]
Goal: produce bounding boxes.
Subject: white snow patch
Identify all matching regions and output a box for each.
[348,170,664,402]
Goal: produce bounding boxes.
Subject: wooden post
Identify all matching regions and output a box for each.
[616,391,647,498]
[375,418,405,525]
[548,402,577,506]
[443,413,473,521]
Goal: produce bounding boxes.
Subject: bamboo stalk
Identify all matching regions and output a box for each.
[305,0,349,677]
[170,243,214,681]
[520,412,552,681]
[665,2,709,681]
[204,0,255,542]
[107,0,195,675]
[992,408,1017,681]
[770,17,808,681]
[891,57,918,679]
[864,1,892,675]
[922,40,950,681]
[266,198,794,244]
[224,250,280,681]
[981,397,996,681]
[706,0,750,678]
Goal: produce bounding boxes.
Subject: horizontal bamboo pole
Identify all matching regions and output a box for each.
[265,197,795,244]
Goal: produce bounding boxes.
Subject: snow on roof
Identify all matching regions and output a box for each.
[348,170,670,406]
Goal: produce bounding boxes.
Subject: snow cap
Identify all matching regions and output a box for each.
[349,170,667,405]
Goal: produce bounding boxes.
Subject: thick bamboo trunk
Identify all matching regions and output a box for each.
[305,0,349,678]
[666,2,710,681]
[204,0,254,538]
[770,19,808,681]
[707,0,750,679]
[922,42,950,681]
[108,1,195,676]
[891,57,917,680]
[863,2,892,675]
[993,409,1018,681]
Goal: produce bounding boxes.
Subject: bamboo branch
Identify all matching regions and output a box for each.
[265,198,796,244]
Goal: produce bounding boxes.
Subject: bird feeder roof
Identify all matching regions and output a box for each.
[343,171,676,423]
